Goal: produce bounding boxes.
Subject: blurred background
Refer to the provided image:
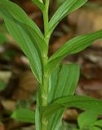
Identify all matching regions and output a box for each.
[0,0,102,129]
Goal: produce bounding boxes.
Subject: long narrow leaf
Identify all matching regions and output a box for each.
[78,111,98,129]
[48,64,80,102]
[11,108,35,123]
[48,66,63,130]
[89,126,101,130]
[35,88,42,130]
[0,0,47,54]
[47,64,80,130]
[31,0,44,11]
[48,109,64,130]
[0,0,42,35]
[49,0,87,35]
[46,30,102,72]
[0,10,42,83]
[43,96,102,119]
[93,120,102,127]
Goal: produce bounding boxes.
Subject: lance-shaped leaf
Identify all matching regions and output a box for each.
[31,0,44,11]
[46,30,102,72]
[93,120,102,127]
[11,108,35,123]
[48,109,64,130]
[43,98,102,130]
[49,0,87,35]
[47,64,80,130]
[35,89,42,130]
[43,96,102,119]
[78,111,98,129]
[89,126,101,130]
[0,10,42,83]
[48,64,80,102]
[0,0,47,54]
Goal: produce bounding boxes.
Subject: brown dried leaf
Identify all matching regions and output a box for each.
[1,100,16,111]
[49,33,73,55]
[68,8,102,47]
[0,123,5,130]
[63,109,78,121]
[12,70,38,100]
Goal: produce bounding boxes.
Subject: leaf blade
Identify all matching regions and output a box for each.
[0,10,42,83]
[31,0,44,11]
[78,111,98,129]
[92,120,102,127]
[48,64,80,103]
[46,30,102,72]
[43,96,102,119]
[47,64,79,130]
[11,108,35,123]
[0,0,46,54]
[49,0,87,35]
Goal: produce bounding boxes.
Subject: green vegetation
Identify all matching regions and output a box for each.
[0,0,102,130]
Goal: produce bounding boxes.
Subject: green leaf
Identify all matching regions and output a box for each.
[1,13,42,83]
[93,120,102,127]
[46,30,102,72]
[49,0,87,35]
[11,108,35,123]
[48,63,80,102]
[0,0,46,54]
[43,96,102,119]
[48,109,64,130]
[89,126,101,130]
[0,0,42,34]
[47,64,79,130]
[35,91,42,130]
[78,111,98,129]
[59,121,77,130]
[31,0,44,11]
[0,1,44,83]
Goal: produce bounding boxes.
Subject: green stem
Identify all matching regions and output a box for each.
[41,0,50,130]
[42,0,50,105]
[43,0,50,47]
